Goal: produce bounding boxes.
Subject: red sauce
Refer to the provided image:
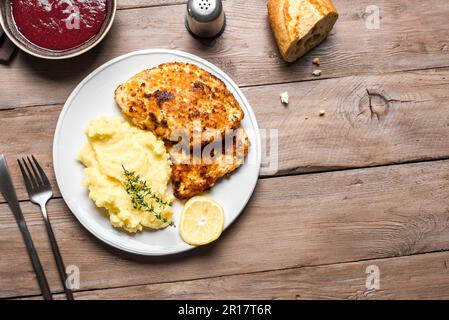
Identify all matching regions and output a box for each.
[11,0,108,51]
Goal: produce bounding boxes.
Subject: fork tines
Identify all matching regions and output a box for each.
[17,155,50,191]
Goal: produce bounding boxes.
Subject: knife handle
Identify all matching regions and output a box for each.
[10,201,53,300]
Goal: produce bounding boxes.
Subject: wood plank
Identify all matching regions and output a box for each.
[118,1,186,10]
[0,106,59,201]
[252,68,449,176]
[2,160,449,298]
[2,0,449,108]
[45,251,449,300]
[2,68,449,201]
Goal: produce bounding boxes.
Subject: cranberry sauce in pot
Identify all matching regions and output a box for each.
[11,0,108,51]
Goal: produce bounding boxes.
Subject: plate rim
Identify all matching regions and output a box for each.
[53,49,261,256]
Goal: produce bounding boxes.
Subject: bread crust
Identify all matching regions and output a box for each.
[267,0,290,58]
[267,0,338,62]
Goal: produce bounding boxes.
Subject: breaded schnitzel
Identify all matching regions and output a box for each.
[115,62,249,199]
[170,128,249,199]
[115,62,244,147]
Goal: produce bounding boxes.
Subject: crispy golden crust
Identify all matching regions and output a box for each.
[268,0,290,58]
[115,62,250,199]
[170,128,249,199]
[115,62,244,147]
[267,0,338,62]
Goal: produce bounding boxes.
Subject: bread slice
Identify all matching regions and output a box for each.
[267,0,338,62]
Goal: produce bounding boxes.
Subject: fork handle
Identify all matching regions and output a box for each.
[41,205,74,300]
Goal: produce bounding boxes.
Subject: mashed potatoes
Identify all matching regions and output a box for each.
[79,116,174,233]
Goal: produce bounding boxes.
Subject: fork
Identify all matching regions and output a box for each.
[18,156,74,300]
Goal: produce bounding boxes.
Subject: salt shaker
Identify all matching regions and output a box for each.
[186,0,226,39]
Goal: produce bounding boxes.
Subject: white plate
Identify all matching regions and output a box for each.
[53,49,261,256]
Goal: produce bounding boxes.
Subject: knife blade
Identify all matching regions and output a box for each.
[0,155,52,300]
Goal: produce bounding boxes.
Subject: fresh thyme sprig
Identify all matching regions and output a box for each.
[122,165,174,227]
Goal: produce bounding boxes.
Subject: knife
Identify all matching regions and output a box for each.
[0,155,52,300]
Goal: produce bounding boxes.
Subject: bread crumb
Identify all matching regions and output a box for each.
[313,69,322,77]
[280,91,289,105]
[313,57,321,65]
[319,110,326,116]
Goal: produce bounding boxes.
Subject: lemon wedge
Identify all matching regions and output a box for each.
[179,196,225,246]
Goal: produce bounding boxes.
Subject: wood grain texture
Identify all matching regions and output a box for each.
[44,251,449,300]
[2,160,449,298]
[2,0,449,108]
[2,68,449,201]
[2,0,449,301]
[117,0,187,10]
[253,67,449,176]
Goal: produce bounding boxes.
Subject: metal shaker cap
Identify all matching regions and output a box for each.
[186,0,226,39]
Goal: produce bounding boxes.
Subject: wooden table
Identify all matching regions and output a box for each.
[1,0,449,300]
